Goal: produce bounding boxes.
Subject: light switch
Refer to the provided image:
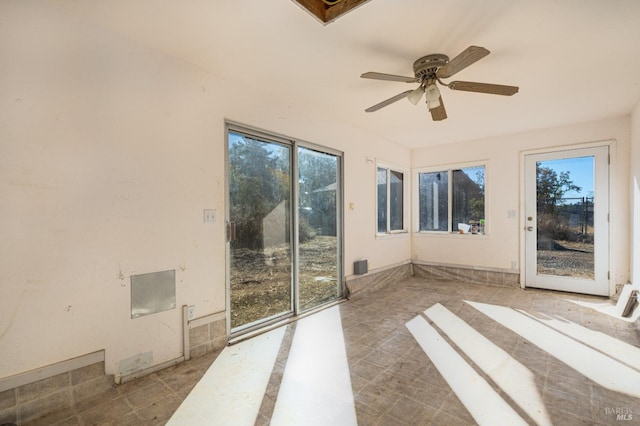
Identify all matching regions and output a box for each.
[507,210,517,219]
[203,209,216,223]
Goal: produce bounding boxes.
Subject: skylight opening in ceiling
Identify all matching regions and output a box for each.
[292,0,372,24]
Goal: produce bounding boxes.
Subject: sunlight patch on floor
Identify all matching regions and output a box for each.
[406,315,529,425]
[467,301,640,398]
[519,310,640,371]
[423,304,552,426]
[566,285,640,323]
[271,306,357,426]
[167,327,286,426]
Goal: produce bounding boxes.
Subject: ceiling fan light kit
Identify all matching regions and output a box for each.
[361,46,519,121]
[407,86,424,105]
[424,83,441,104]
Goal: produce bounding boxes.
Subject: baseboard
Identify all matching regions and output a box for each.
[0,350,104,393]
[117,356,184,384]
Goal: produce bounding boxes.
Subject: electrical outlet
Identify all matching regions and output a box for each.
[187,305,195,320]
[511,261,518,270]
[203,209,216,223]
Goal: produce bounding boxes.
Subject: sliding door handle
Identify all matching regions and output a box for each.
[227,221,236,242]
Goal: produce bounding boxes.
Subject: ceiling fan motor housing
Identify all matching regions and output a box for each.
[413,54,449,81]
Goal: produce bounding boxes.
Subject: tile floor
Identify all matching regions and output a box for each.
[45,277,639,425]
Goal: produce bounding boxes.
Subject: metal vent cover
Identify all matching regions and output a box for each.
[130,269,176,318]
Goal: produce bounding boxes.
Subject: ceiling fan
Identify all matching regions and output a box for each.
[361,46,519,121]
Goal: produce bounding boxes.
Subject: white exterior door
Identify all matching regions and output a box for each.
[524,146,609,296]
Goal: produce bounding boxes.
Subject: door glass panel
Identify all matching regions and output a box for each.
[298,147,340,311]
[536,156,594,279]
[228,132,293,330]
[377,167,387,233]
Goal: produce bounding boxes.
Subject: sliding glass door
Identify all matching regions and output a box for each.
[298,147,341,312]
[227,125,342,334]
[227,131,293,329]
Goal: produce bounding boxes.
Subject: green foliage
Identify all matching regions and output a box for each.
[469,197,485,223]
[452,167,485,226]
[229,137,339,249]
[536,165,590,242]
[298,216,317,243]
[229,136,290,249]
[536,165,581,214]
[537,213,575,241]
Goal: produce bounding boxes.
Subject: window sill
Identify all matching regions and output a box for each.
[376,231,409,239]
[414,231,489,239]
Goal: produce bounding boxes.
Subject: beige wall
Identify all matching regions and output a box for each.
[631,102,640,286]
[1,1,636,383]
[411,116,631,293]
[0,2,410,379]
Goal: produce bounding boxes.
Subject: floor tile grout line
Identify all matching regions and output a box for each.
[26,278,640,426]
[418,312,528,423]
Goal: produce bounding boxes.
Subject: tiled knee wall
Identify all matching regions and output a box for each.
[346,262,519,296]
[189,317,227,358]
[413,262,520,287]
[346,263,413,295]
[0,318,226,425]
[0,362,114,426]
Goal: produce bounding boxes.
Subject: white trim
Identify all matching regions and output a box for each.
[375,159,410,234]
[413,231,489,239]
[0,350,105,393]
[189,310,226,329]
[413,161,488,234]
[521,142,612,296]
[118,356,184,384]
[414,159,490,172]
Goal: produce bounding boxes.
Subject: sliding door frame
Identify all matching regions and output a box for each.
[224,121,344,339]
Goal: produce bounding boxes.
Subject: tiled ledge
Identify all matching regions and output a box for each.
[345,260,519,297]
[189,317,227,358]
[0,359,113,425]
[412,261,520,287]
[346,262,413,296]
[0,315,227,426]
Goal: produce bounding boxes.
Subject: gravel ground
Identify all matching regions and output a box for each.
[537,240,594,279]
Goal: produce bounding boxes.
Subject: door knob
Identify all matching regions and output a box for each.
[526,226,534,231]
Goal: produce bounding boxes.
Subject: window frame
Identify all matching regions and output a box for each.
[414,162,487,235]
[376,161,409,235]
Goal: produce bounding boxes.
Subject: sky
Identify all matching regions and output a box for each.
[539,156,594,199]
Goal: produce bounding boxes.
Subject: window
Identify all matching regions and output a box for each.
[377,165,405,233]
[419,171,449,231]
[418,165,485,233]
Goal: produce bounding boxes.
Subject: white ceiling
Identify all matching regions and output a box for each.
[51,0,640,149]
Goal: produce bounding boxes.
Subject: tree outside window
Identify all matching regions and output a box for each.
[418,165,485,233]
